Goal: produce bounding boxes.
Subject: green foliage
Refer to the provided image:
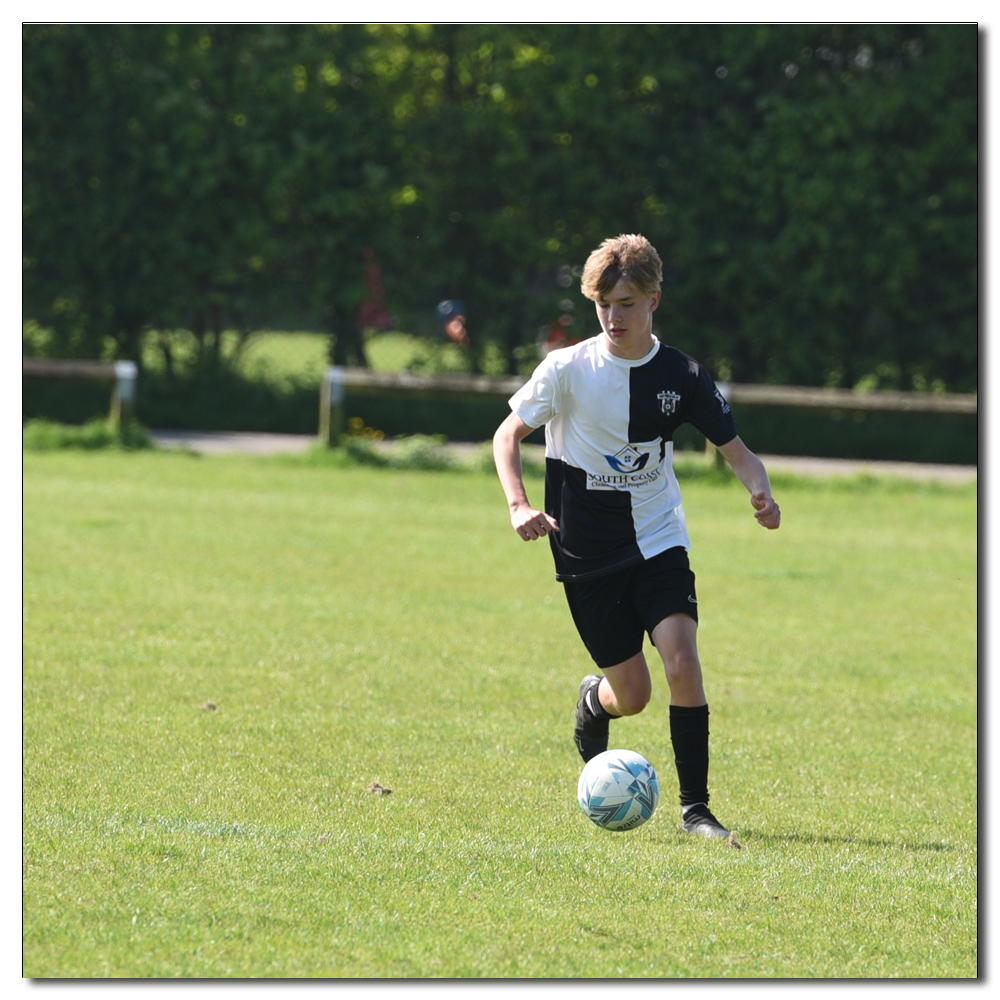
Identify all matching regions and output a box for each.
[137,329,332,395]
[729,405,978,465]
[22,418,151,451]
[22,452,977,976]
[23,25,978,390]
[344,433,458,471]
[23,25,390,367]
[364,331,471,374]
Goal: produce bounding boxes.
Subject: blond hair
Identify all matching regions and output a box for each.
[580,234,663,300]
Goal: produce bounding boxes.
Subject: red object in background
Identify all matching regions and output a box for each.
[357,247,392,331]
[541,315,580,355]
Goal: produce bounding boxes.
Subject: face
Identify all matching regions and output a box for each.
[595,278,661,359]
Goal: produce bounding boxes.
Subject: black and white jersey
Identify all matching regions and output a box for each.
[509,335,738,582]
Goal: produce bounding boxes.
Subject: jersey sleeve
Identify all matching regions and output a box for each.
[508,355,560,429]
[683,363,739,446]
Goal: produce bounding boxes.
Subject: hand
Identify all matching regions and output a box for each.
[511,504,560,541]
[751,491,781,529]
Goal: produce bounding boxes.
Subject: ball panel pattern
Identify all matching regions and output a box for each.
[578,749,660,831]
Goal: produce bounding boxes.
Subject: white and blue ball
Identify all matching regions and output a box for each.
[578,749,660,831]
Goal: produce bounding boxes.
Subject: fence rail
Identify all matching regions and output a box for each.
[22,358,118,379]
[23,358,138,428]
[718,382,977,415]
[318,366,977,445]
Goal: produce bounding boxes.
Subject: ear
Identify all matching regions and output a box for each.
[649,290,662,312]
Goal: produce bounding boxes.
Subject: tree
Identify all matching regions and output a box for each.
[23,24,978,391]
[23,25,397,369]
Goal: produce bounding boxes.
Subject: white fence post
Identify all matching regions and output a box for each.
[319,366,345,447]
[111,361,138,430]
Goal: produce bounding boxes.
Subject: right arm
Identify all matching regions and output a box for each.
[492,412,560,541]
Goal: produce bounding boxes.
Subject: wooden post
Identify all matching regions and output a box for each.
[110,361,138,431]
[319,366,345,447]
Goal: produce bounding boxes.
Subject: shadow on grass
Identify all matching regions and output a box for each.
[740,828,956,853]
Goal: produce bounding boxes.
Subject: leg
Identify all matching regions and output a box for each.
[651,613,729,837]
[650,612,705,706]
[573,653,651,762]
[598,651,652,717]
[564,565,651,762]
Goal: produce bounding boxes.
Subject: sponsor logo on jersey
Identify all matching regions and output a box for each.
[587,470,661,491]
[589,445,661,490]
[714,388,731,414]
[657,390,682,415]
[604,444,650,473]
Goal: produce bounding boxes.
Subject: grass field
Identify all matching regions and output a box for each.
[21,449,978,978]
[137,329,473,387]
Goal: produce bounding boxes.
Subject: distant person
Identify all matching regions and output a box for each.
[493,234,781,839]
[444,313,469,348]
[438,299,470,348]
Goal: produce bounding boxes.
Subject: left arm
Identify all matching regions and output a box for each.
[717,436,781,529]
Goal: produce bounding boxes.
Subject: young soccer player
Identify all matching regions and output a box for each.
[493,234,781,838]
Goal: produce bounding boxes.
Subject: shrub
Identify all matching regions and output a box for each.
[22,418,152,451]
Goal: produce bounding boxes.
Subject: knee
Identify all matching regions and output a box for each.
[661,649,702,687]
[614,678,652,717]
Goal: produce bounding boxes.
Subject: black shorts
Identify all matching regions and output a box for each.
[562,546,698,669]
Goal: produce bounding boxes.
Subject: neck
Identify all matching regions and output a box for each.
[603,331,656,360]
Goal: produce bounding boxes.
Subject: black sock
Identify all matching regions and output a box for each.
[669,704,710,808]
[585,682,618,721]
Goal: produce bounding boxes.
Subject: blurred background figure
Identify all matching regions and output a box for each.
[438,299,470,348]
[357,247,394,334]
[541,308,580,356]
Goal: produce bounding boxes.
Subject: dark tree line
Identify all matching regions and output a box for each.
[23,24,978,391]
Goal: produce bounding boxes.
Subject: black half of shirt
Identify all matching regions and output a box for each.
[545,346,739,582]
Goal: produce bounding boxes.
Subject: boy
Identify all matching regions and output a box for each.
[493,234,781,838]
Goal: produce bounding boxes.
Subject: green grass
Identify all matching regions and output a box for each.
[139,330,330,389]
[22,418,152,451]
[22,450,977,978]
[137,329,473,388]
[363,330,472,374]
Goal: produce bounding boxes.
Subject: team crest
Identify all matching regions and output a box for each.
[605,444,650,473]
[657,390,681,415]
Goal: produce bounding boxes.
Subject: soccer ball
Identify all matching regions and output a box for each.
[578,749,660,831]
